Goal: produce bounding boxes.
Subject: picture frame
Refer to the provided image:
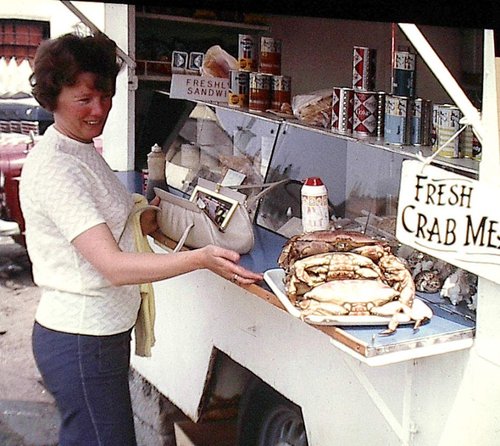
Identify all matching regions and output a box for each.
[190,185,239,232]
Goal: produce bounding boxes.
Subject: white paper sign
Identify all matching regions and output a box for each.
[170,74,229,103]
[397,160,500,284]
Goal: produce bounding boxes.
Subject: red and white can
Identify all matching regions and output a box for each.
[271,75,291,110]
[259,37,282,75]
[352,46,377,91]
[353,90,379,137]
[249,72,271,112]
[238,34,256,72]
[331,87,354,134]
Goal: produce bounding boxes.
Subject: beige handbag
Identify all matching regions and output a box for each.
[154,178,254,254]
[155,178,288,254]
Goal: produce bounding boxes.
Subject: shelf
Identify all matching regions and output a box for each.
[138,75,171,82]
[193,99,480,178]
[136,12,270,32]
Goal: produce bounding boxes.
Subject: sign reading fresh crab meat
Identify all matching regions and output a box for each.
[397,160,500,285]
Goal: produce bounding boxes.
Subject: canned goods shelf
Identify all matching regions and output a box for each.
[191,98,480,178]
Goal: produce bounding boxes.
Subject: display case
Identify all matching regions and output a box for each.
[151,93,476,362]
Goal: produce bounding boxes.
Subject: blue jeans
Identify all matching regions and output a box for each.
[32,322,137,446]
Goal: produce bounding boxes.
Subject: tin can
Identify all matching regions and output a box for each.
[353,90,378,138]
[260,37,282,75]
[410,98,432,145]
[228,70,250,108]
[238,34,256,72]
[331,87,354,134]
[249,72,271,112]
[393,51,416,97]
[352,46,377,91]
[433,104,462,158]
[384,95,410,145]
[301,177,329,233]
[376,91,386,139]
[271,75,291,111]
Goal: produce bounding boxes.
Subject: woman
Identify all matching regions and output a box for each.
[20,32,262,445]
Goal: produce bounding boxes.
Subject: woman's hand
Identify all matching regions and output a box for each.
[199,245,263,285]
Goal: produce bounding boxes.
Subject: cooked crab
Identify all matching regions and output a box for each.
[298,279,432,333]
[278,230,389,271]
[279,230,432,333]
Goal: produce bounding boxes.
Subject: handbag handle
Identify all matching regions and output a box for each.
[224,178,290,210]
[118,201,161,245]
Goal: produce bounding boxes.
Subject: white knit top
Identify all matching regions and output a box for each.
[20,126,141,335]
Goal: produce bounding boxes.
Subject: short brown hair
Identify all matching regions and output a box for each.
[30,33,122,111]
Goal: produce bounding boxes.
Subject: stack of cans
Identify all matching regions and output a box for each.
[229,34,291,113]
[384,47,434,147]
[351,46,385,139]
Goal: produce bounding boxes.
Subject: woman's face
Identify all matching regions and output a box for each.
[53,72,113,143]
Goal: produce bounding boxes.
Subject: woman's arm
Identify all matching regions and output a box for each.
[72,223,263,286]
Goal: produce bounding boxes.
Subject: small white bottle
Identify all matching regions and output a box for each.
[145,143,167,201]
[301,177,329,232]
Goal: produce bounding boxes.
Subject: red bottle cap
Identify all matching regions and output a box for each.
[304,177,324,186]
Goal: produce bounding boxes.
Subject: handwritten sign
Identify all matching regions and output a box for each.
[170,74,229,104]
[397,160,500,284]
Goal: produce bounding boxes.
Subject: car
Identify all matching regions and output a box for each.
[0,97,53,243]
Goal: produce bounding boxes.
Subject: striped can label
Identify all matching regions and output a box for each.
[376,91,386,139]
[331,87,354,134]
[410,98,432,145]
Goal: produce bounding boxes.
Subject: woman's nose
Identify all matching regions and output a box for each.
[90,97,110,116]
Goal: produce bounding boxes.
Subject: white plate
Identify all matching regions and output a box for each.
[264,268,413,326]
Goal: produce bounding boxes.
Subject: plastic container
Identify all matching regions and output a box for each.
[145,143,167,201]
[301,177,329,233]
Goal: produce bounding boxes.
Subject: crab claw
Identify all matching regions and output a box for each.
[376,298,433,336]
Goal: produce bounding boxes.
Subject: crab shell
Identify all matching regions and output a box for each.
[278,229,389,271]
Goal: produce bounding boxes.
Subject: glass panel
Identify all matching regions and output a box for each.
[164,103,281,214]
[255,122,408,240]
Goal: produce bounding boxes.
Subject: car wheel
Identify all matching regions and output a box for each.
[237,377,308,446]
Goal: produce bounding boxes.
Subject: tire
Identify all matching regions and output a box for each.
[237,377,308,446]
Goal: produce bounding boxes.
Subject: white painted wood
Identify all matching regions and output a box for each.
[131,249,494,444]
